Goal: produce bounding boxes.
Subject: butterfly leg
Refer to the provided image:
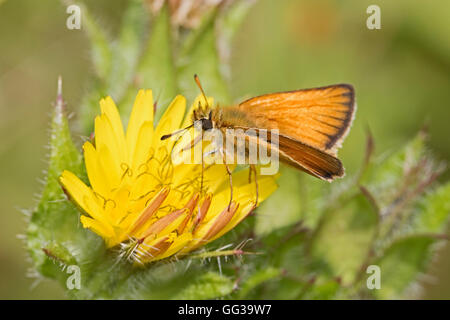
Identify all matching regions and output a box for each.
[249,164,259,208]
[221,148,233,210]
[200,145,205,196]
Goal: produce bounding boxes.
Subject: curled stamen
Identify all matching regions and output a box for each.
[120,163,133,180]
[93,191,106,204]
[137,163,149,176]
[156,204,179,216]
[92,192,117,211]
[139,171,164,184]
[172,187,192,201]
[131,189,157,203]
[104,198,116,210]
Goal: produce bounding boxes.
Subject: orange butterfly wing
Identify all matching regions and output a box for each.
[238,84,355,155]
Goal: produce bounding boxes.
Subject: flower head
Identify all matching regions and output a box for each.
[60,90,277,264]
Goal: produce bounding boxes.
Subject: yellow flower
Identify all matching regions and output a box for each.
[59,90,278,264]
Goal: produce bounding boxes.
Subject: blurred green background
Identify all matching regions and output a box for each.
[1,0,449,299]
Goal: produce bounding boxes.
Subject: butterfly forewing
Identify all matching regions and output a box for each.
[238,84,355,155]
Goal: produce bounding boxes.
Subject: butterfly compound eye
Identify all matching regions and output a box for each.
[201,118,213,130]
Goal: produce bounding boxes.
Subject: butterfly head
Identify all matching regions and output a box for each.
[193,106,216,131]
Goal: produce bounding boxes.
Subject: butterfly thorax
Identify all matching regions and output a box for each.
[192,104,264,130]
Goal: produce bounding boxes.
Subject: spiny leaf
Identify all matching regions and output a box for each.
[360,131,443,247]
[172,272,234,300]
[27,78,83,272]
[26,78,103,289]
[105,260,232,300]
[360,131,428,210]
[237,267,281,299]
[371,235,436,299]
[413,181,450,234]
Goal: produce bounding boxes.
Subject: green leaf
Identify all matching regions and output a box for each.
[177,9,230,106]
[107,0,148,102]
[237,267,281,299]
[135,3,177,122]
[173,272,234,300]
[414,182,450,234]
[309,192,378,285]
[372,235,435,299]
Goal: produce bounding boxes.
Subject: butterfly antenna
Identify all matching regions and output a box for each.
[194,74,210,109]
[161,123,194,140]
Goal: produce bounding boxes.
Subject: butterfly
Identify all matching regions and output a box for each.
[162,75,356,206]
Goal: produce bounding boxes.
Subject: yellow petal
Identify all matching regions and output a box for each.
[96,143,121,190]
[99,97,128,162]
[80,215,116,243]
[83,141,110,197]
[95,114,127,166]
[59,170,105,222]
[126,90,154,160]
[154,95,186,151]
[130,121,154,172]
